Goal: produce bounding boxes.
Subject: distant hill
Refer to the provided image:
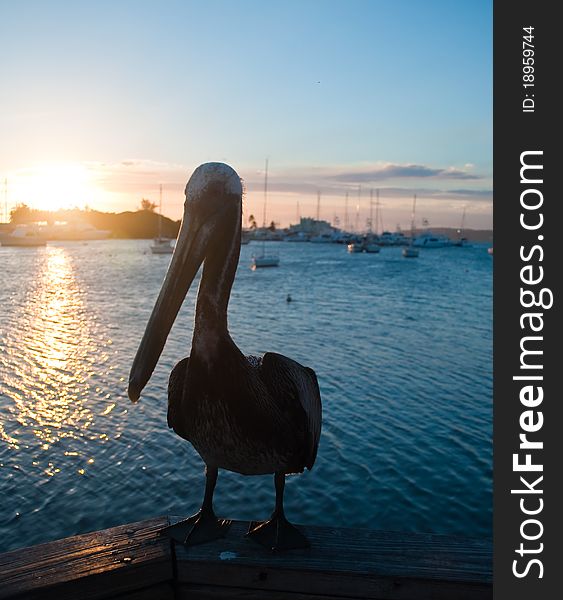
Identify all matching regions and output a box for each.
[7,206,181,239]
[85,210,180,239]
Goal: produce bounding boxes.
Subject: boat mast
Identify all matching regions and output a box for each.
[375,189,381,235]
[355,185,361,232]
[316,190,321,222]
[3,178,7,224]
[459,205,466,238]
[262,159,268,230]
[260,159,269,255]
[344,192,349,232]
[410,194,417,240]
[158,184,163,239]
[369,189,373,234]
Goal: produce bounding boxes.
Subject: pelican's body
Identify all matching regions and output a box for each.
[168,352,318,476]
[128,163,321,551]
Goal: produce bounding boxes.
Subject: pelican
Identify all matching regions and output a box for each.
[128,163,322,551]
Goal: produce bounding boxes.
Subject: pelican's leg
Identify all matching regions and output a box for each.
[246,472,309,552]
[162,466,232,545]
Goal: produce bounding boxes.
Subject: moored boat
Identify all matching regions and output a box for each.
[150,185,174,254]
[403,194,419,258]
[45,221,111,240]
[251,160,280,269]
[412,232,451,248]
[150,236,174,254]
[347,240,363,253]
[251,254,280,269]
[0,225,47,247]
[402,245,419,258]
[362,234,380,253]
[451,237,471,247]
[378,231,409,246]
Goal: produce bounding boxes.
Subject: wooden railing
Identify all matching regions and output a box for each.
[0,516,492,600]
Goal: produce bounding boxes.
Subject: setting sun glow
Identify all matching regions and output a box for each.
[12,164,104,213]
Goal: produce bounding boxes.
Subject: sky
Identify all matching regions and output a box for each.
[0,0,492,231]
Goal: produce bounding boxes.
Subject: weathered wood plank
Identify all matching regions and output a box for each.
[0,516,173,600]
[174,519,492,600]
[0,516,492,600]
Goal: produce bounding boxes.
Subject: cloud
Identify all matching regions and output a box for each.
[330,163,481,183]
[239,163,490,203]
[447,189,493,199]
[85,159,189,195]
[72,158,491,218]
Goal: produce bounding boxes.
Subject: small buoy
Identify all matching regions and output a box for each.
[286,294,292,303]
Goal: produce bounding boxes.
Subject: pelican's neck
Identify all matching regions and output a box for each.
[193,210,241,344]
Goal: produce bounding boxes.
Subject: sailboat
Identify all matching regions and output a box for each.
[451,205,471,247]
[402,194,419,258]
[363,189,381,253]
[251,159,280,269]
[150,184,174,254]
[347,186,364,253]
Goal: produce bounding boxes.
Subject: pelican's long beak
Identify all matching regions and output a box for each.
[127,209,208,402]
[127,162,242,403]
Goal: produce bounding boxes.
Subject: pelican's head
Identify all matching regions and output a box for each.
[127,162,242,402]
[185,162,242,204]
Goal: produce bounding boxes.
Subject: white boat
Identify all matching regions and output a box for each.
[251,159,279,269]
[412,231,451,248]
[0,179,46,246]
[347,240,363,253]
[363,242,380,253]
[362,191,381,253]
[46,221,111,240]
[451,237,471,247]
[402,246,419,258]
[151,237,174,254]
[0,225,47,247]
[150,185,174,255]
[361,234,380,253]
[487,247,493,255]
[379,231,409,246]
[402,194,419,258]
[251,255,280,269]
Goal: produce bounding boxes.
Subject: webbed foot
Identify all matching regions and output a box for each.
[163,510,231,546]
[246,514,309,552]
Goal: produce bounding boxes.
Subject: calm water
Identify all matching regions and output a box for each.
[0,239,492,552]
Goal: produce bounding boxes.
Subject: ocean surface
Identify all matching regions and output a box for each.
[0,239,492,552]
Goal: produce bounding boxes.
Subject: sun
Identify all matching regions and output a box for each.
[13,163,102,213]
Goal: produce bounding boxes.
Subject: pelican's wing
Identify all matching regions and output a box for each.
[261,352,322,470]
[167,356,189,429]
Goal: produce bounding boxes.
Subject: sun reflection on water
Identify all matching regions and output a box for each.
[0,246,107,474]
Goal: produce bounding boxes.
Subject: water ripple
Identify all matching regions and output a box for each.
[0,240,491,551]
